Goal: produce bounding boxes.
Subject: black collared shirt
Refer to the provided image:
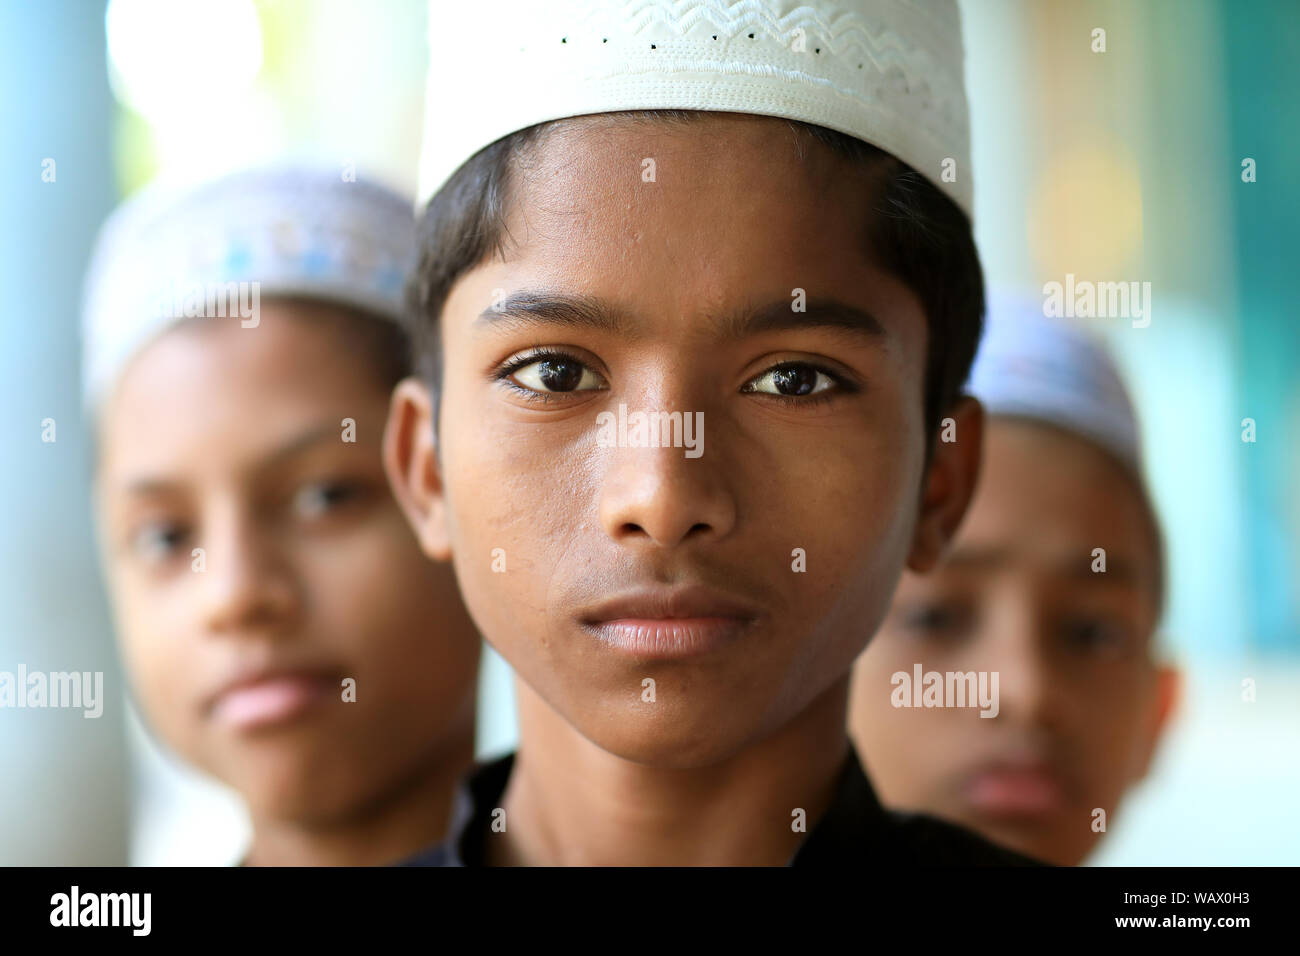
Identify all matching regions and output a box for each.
[401,747,1046,867]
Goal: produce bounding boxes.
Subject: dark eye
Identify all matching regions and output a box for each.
[294,480,363,519]
[743,362,839,398]
[1060,616,1129,655]
[510,356,605,394]
[899,601,971,639]
[130,521,189,564]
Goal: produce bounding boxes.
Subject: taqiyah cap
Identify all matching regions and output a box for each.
[417,0,973,216]
[969,295,1144,475]
[81,164,415,414]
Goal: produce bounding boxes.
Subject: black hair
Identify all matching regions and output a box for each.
[406,109,985,439]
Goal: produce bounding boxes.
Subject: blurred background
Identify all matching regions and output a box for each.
[1,0,1296,865]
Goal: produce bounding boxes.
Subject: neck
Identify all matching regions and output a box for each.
[494,679,851,866]
[243,728,475,867]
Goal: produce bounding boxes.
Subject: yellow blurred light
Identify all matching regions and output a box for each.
[1027,141,1144,280]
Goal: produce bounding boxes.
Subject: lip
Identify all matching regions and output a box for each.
[206,668,340,731]
[579,585,761,660]
[961,761,1069,818]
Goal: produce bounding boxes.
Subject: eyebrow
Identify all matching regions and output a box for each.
[946,546,1146,587]
[946,541,1149,580]
[1062,555,1144,587]
[476,291,623,334]
[719,298,888,342]
[119,424,368,497]
[257,424,373,470]
[476,290,888,343]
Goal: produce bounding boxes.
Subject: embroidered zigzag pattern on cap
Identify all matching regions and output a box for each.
[417,0,972,216]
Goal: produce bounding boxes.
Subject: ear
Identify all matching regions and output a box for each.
[1133,663,1180,780]
[382,376,453,562]
[906,395,984,574]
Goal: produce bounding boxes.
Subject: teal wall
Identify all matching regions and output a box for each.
[1222,0,1300,652]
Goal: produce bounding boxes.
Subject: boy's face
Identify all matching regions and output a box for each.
[96,301,480,824]
[388,113,980,768]
[850,419,1176,865]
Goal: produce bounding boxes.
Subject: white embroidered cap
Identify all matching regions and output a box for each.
[417,0,972,216]
[968,295,1144,475]
[81,164,415,415]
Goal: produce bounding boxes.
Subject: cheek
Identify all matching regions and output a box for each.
[855,639,912,716]
[298,513,467,650]
[438,390,594,620]
[316,544,480,747]
[110,577,206,742]
[1074,685,1154,784]
[852,663,960,805]
[296,521,406,613]
[772,411,925,650]
[794,462,916,584]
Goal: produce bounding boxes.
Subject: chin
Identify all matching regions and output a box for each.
[965,815,1082,866]
[573,698,757,770]
[592,734,740,770]
[226,758,366,825]
[246,784,364,827]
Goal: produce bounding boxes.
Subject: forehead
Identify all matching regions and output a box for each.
[447,113,927,362]
[956,419,1160,584]
[503,112,879,275]
[97,303,388,480]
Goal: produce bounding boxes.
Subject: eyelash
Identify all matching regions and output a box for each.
[128,520,191,562]
[493,346,597,404]
[743,361,858,408]
[494,349,858,406]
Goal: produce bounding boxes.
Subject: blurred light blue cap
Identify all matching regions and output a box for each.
[967,294,1143,474]
[81,164,415,414]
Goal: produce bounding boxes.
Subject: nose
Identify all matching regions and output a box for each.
[200,503,300,635]
[597,410,736,551]
[982,590,1066,730]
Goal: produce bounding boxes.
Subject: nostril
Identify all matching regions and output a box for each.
[617,520,711,545]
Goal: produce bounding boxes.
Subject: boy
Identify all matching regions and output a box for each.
[850,302,1178,865]
[84,166,482,865]
[385,0,1038,864]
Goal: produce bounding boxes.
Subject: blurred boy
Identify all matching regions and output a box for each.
[850,301,1178,865]
[384,0,1040,864]
[84,166,481,865]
